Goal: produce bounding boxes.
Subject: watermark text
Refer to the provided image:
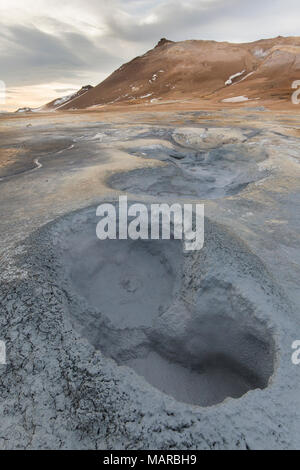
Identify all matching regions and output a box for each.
[96,196,204,251]
[292,80,300,105]
[0,341,6,364]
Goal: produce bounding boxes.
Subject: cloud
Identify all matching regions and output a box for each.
[53,88,78,93]
[101,0,300,44]
[0,22,122,87]
[103,0,228,42]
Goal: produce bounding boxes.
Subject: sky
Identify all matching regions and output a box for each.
[1,0,300,111]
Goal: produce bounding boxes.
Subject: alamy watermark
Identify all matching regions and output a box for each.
[0,341,6,364]
[0,80,6,105]
[292,80,300,105]
[96,196,204,251]
[291,340,300,365]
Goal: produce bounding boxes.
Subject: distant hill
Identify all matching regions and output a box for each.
[16,85,93,113]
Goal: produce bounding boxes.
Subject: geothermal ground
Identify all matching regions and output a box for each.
[1,107,300,449]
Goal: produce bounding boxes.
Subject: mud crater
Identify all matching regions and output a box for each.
[64,230,181,329]
[109,131,269,199]
[53,205,276,407]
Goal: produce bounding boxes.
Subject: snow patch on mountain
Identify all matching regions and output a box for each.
[225,70,246,86]
[222,96,249,103]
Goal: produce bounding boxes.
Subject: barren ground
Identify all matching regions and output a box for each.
[0,106,300,449]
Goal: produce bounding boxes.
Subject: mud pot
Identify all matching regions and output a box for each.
[45,204,276,407]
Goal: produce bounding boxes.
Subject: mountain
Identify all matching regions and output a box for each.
[58,36,300,110]
[16,36,300,113]
[15,85,93,113]
[44,85,93,111]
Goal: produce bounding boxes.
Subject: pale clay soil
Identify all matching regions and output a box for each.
[0,107,300,449]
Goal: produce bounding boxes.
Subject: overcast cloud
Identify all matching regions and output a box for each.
[1,0,300,110]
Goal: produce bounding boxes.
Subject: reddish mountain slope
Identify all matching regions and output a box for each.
[59,36,300,110]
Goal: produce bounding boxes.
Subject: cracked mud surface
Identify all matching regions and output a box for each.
[1,109,300,449]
